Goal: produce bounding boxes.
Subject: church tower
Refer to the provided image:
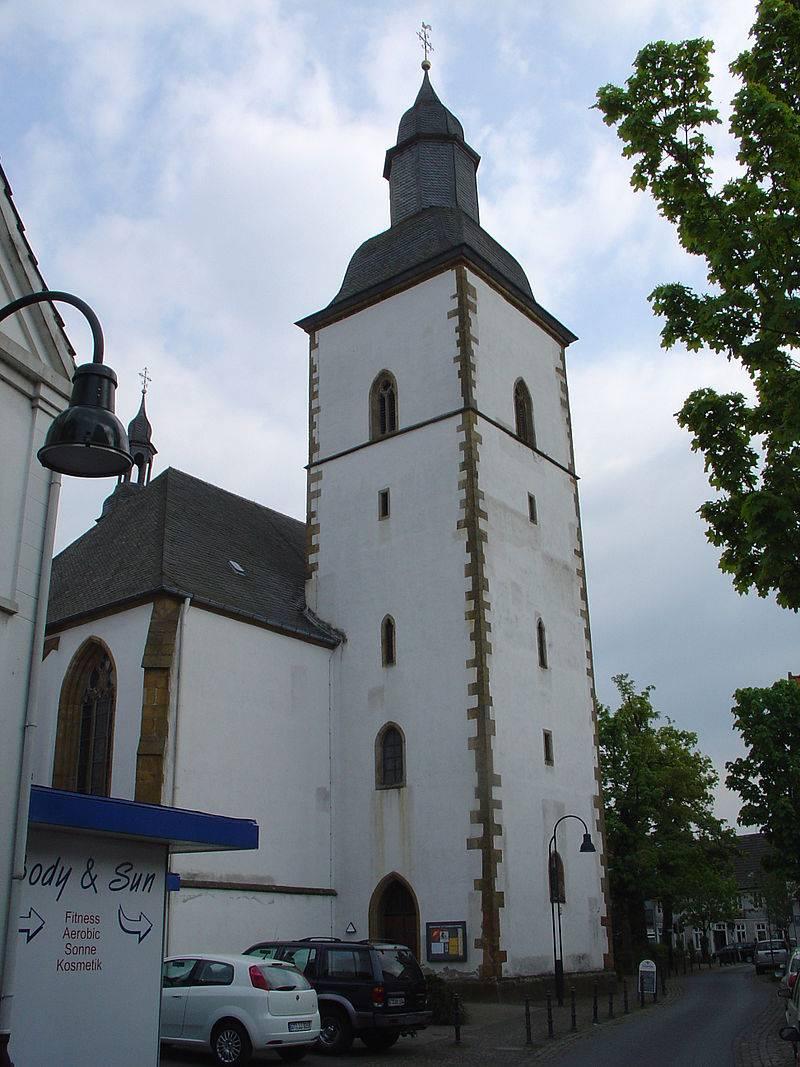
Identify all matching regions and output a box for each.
[298,61,608,978]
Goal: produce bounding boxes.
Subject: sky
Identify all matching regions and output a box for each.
[1,0,795,828]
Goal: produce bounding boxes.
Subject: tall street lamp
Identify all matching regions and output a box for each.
[0,290,130,1067]
[0,290,132,477]
[549,813,596,1007]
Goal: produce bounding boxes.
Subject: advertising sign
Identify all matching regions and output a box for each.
[638,957,657,995]
[426,921,467,962]
[11,827,167,1067]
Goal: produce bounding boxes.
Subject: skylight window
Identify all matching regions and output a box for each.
[228,560,246,575]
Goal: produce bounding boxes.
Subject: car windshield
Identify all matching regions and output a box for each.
[257,964,310,991]
[244,945,280,960]
[376,947,424,982]
[759,941,785,950]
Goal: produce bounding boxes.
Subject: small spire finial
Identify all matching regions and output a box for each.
[139,365,151,396]
[417,22,433,71]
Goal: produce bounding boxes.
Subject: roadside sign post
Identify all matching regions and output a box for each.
[638,958,657,1003]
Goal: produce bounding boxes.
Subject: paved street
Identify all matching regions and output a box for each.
[161,965,792,1067]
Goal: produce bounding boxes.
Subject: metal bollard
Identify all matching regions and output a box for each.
[682,952,687,976]
[653,977,658,1005]
[592,982,599,1024]
[661,968,667,997]
[623,978,629,1014]
[524,997,532,1046]
[639,981,645,1009]
[608,990,614,1019]
[546,993,554,1039]
[570,987,577,1032]
[453,993,461,1045]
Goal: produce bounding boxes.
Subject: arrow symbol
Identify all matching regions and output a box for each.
[118,906,153,943]
[19,907,45,943]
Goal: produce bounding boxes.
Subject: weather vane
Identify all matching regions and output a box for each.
[139,366,151,396]
[417,22,433,71]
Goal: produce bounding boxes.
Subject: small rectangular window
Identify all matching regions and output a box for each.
[543,730,554,766]
[378,488,390,520]
[528,493,537,524]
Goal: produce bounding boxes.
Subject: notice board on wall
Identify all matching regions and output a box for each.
[426,921,467,962]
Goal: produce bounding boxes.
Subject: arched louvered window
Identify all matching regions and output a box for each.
[376,724,405,788]
[381,615,396,666]
[514,378,535,446]
[53,640,116,796]
[370,371,398,439]
[537,619,548,669]
[549,849,566,903]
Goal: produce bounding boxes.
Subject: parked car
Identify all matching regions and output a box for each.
[754,939,789,975]
[161,953,320,1065]
[243,938,431,1054]
[779,949,800,998]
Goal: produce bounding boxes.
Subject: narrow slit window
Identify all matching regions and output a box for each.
[514,378,535,446]
[381,615,396,666]
[528,493,537,524]
[378,488,390,520]
[537,619,548,669]
[543,729,554,766]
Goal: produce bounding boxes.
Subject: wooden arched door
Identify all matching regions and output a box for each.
[370,875,420,957]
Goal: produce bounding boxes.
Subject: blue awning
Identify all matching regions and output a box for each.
[29,786,259,853]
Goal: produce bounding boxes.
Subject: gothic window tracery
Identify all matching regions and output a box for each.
[370,371,398,439]
[53,640,116,796]
[376,724,405,788]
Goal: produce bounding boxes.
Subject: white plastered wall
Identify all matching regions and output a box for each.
[469,272,606,973]
[311,272,485,968]
[166,608,336,952]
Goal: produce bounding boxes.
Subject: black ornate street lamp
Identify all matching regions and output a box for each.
[0,290,132,477]
[549,813,596,1006]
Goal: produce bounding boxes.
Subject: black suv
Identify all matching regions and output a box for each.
[242,938,431,1053]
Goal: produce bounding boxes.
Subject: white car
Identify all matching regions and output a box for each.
[754,938,788,974]
[161,953,320,1065]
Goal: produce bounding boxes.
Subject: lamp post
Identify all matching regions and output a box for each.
[0,290,130,1067]
[549,814,596,1007]
[0,290,132,477]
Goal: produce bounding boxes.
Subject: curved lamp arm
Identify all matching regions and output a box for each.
[549,813,595,855]
[0,289,105,364]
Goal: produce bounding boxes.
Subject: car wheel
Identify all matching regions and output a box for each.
[277,1048,309,1063]
[211,1020,252,1065]
[361,1030,400,1051]
[316,1007,354,1055]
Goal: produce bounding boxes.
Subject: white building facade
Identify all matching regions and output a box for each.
[0,165,74,992]
[36,69,609,979]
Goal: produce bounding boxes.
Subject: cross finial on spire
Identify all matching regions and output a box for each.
[417,22,433,71]
[139,366,151,396]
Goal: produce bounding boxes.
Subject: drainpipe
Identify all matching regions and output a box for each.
[0,469,61,1065]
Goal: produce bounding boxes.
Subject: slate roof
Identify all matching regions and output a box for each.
[396,71,465,142]
[732,832,772,890]
[47,468,339,647]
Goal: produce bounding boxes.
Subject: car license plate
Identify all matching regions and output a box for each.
[387,996,405,1007]
[288,1021,312,1032]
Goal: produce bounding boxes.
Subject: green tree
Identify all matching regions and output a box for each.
[595,1,800,609]
[726,678,800,880]
[599,675,735,969]
[681,849,740,961]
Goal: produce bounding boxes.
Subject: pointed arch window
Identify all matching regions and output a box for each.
[514,378,535,446]
[537,619,548,669]
[53,640,116,796]
[376,724,405,788]
[370,371,398,439]
[381,615,396,666]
